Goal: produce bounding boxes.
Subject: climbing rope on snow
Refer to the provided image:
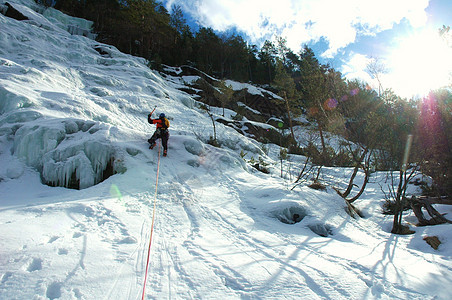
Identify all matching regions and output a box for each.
[141,140,162,300]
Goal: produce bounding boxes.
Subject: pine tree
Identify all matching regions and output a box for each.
[194,27,221,74]
[297,46,329,156]
[273,59,297,143]
[259,40,277,83]
[169,5,193,65]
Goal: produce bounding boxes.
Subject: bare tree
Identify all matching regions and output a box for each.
[383,135,417,234]
[410,196,452,226]
[335,146,372,204]
[366,57,387,97]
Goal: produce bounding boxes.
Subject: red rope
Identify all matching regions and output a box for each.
[141,141,161,300]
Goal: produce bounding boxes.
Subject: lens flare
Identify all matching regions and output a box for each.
[350,88,359,96]
[324,98,338,110]
[110,184,123,201]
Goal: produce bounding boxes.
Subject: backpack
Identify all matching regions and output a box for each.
[161,117,170,129]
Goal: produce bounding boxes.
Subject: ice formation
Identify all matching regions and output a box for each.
[12,118,120,189]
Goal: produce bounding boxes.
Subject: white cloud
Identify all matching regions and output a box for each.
[165,0,430,56]
[341,52,373,83]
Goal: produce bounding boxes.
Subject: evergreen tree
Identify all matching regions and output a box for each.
[169,5,186,35]
[194,27,221,75]
[54,0,84,16]
[246,44,260,83]
[175,25,194,66]
[297,46,329,155]
[222,34,249,81]
[273,59,297,143]
[84,0,121,37]
[275,36,290,66]
[259,40,277,83]
[168,5,192,66]
[416,90,452,197]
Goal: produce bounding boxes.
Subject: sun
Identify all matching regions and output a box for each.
[385,29,452,99]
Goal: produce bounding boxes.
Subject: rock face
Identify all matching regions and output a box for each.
[163,65,291,146]
[3,2,29,21]
[169,66,287,120]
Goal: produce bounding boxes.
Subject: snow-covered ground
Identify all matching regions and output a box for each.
[1,1,451,299]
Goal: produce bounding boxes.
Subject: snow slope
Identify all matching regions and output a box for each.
[1,1,452,299]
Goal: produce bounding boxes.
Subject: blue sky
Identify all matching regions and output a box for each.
[162,0,452,99]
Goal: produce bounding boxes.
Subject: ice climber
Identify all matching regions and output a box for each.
[148,111,170,156]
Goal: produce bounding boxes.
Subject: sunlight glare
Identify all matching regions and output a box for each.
[386,29,452,99]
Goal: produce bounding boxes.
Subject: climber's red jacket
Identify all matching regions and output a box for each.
[148,115,170,129]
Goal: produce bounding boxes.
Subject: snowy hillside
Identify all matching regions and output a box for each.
[1,1,451,299]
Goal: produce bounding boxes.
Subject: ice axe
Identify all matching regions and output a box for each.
[149,105,157,117]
